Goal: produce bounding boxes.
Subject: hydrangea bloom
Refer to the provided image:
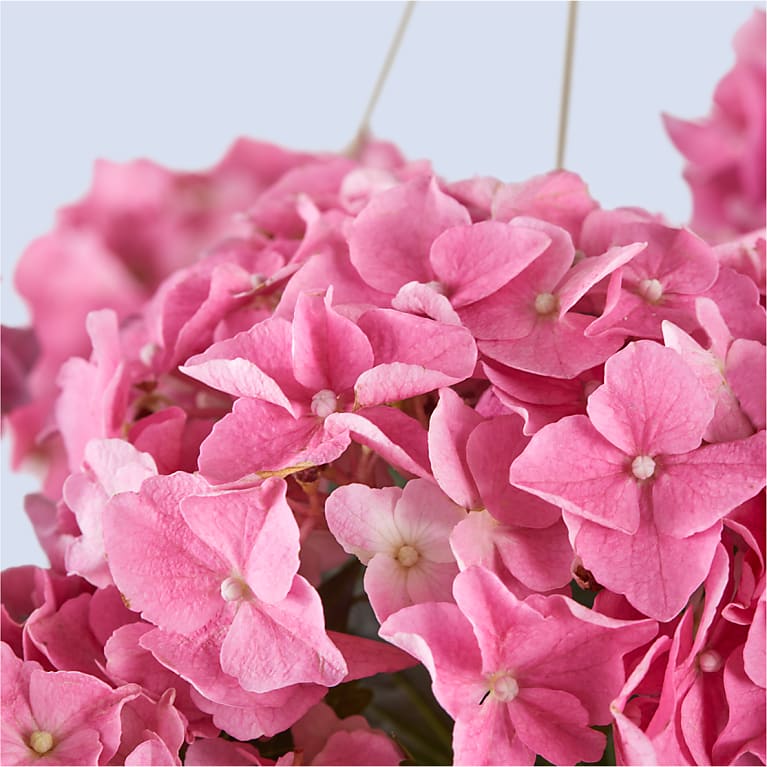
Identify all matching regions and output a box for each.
[2,14,766,763]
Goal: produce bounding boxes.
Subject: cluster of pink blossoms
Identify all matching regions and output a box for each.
[2,10,765,767]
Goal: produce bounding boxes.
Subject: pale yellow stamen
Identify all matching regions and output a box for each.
[29,731,54,755]
[534,292,559,316]
[396,544,420,568]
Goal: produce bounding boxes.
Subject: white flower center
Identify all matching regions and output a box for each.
[534,292,559,316]
[638,278,663,304]
[29,731,54,755]
[631,455,656,480]
[698,649,722,673]
[490,672,519,702]
[396,545,420,568]
[220,576,249,602]
[311,389,338,419]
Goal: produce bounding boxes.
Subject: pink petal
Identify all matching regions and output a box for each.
[379,602,484,719]
[329,406,431,479]
[567,509,723,622]
[509,687,605,765]
[348,175,471,294]
[124,735,178,766]
[179,479,299,604]
[220,576,346,692]
[510,415,641,534]
[452,702,534,766]
[312,729,403,766]
[467,416,560,528]
[587,341,714,455]
[728,338,767,429]
[428,388,484,509]
[183,738,264,766]
[480,311,624,379]
[327,632,417,680]
[556,242,646,314]
[390,281,462,325]
[713,646,767,765]
[491,170,598,241]
[355,310,477,406]
[653,432,766,536]
[394,478,467,562]
[325,484,403,563]
[290,291,374,394]
[429,221,550,307]
[198,400,350,483]
[363,554,411,622]
[180,317,302,410]
[103,472,228,634]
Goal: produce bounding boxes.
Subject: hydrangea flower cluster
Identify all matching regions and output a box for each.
[2,10,765,767]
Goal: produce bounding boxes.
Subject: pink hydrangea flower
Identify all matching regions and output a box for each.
[380,566,657,766]
[103,472,347,692]
[664,10,766,242]
[1,642,139,765]
[511,340,766,619]
[325,478,466,622]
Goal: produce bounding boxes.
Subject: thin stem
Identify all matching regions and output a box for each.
[556,0,578,170]
[347,1,417,156]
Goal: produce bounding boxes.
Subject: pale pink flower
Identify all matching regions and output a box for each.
[1,642,139,765]
[325,479,466,622]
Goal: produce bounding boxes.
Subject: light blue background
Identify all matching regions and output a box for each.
[1,1,759,568]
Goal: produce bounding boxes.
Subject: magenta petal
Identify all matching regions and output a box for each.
[291,292,374,394]
[429,221,550,307]
[587,341,714,455]
[429,388,484,509]
[654,432,766,536]
[180,479,299,604]
[510,415,640,534]
[220,576,346,692]
[568,510,723,621]
[509,687,605,765]
[348,175,471,294]
[198,400,350,483]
